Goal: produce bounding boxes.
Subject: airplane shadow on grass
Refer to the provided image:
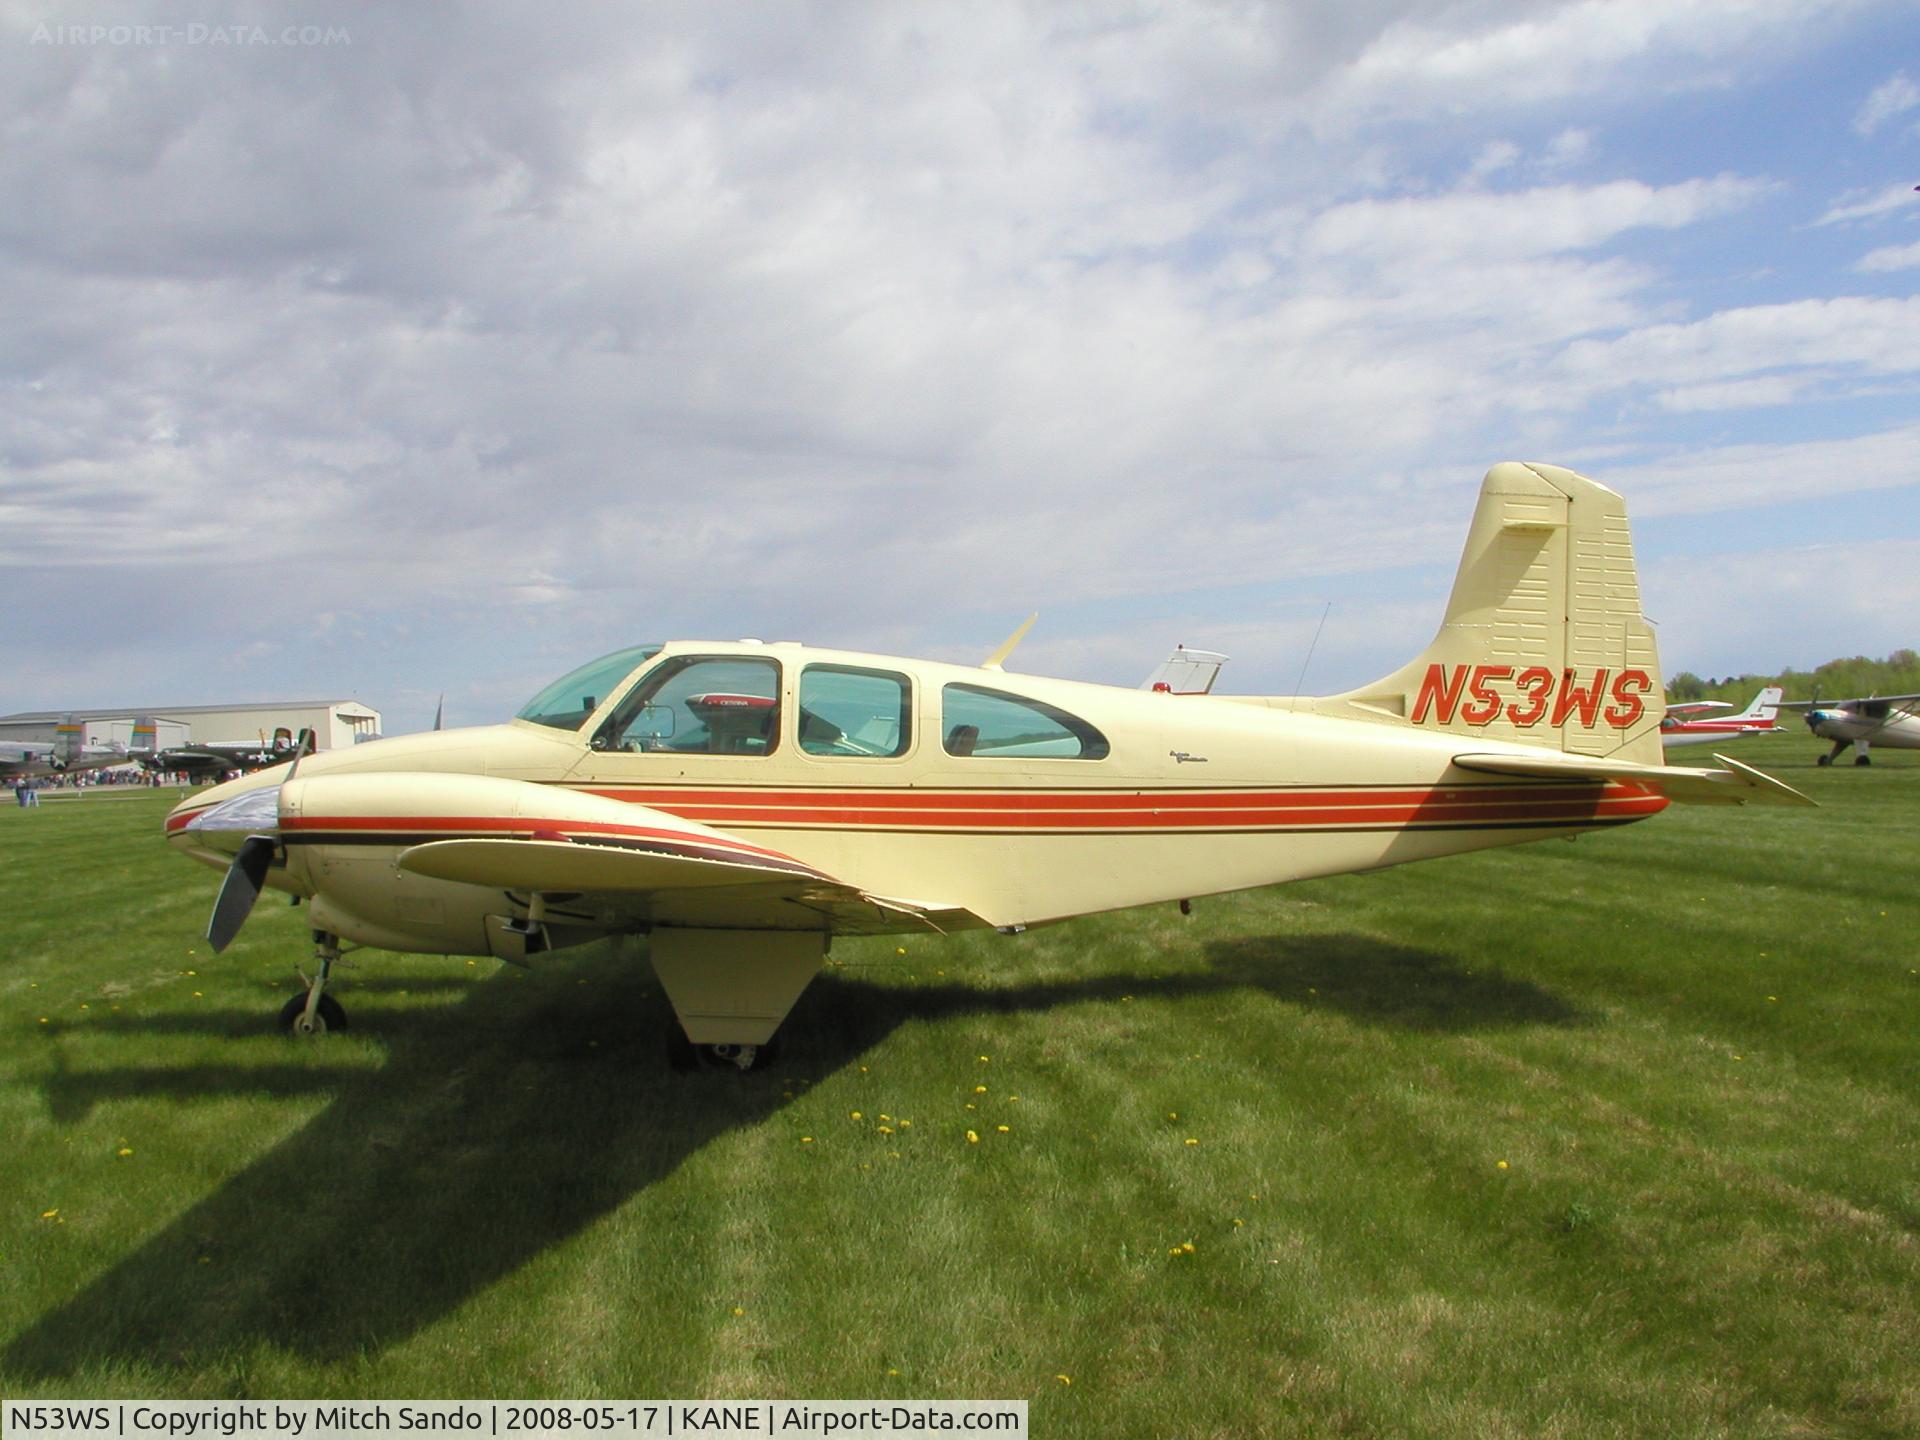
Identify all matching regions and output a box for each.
[7,930,1585,1378]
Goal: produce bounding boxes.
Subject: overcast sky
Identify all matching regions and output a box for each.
[4,1,1918,733]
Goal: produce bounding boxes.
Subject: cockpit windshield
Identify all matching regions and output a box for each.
[515,645,662,731]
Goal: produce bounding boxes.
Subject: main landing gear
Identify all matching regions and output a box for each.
[280,929,349,1036]
[665,1021,772,1073]
[1817,740,1871,766]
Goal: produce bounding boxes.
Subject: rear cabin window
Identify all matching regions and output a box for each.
[595,656,781,756]
[941,683,1110,760]
[799,665,912,757]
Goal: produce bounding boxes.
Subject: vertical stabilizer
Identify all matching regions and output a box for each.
[1319,462,1665,765]
[54,714,84,765]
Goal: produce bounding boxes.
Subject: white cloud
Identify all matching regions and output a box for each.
[1587,424,1920,517]
[1852,70,1920,135]
[1856,238,1920,270]
[1815,182,1920,225]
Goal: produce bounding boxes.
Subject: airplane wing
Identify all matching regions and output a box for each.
[1663,701,1734,717]
[1452,750,1813,806]
[396,832,981,934]
[1777,692,1920,709]
[183,769,986,947]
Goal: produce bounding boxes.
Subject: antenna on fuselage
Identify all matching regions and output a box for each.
[981,613,1038,671]
[1288,602,1333,712]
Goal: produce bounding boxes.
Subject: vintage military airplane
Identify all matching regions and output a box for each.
[166,462,1808,1066]
[140,724,317,783]
[1660,687,1782,748]
[0,716,135,782]
[1778,693,1920,765]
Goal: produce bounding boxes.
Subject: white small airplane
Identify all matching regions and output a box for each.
[1778,693,1920,765]
[1660,687,1782,748]
[1140,646,1228,695]
[165,462,1809,1066]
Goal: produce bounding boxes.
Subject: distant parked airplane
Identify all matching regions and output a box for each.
[1778,693,1920,766]
[139,724,317,783]
[0,715,134,781]
[1660,687,1782,748]
[1140,646,1228,695]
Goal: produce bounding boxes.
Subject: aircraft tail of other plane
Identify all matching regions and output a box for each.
[1318,462,1666,766]
[1737,686,1784,723]
[131,716,159,755]
[53,714,85,765]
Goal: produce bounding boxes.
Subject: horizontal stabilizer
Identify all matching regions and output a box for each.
[1453,749,1813,806]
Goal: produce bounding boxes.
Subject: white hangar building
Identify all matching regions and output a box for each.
[0,700,383,752]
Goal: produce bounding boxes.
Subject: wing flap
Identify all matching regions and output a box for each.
[1453,750,1813,806]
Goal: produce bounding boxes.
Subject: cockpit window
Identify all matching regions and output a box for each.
[595,655,782,756]
[941,683,1110,759]
[516,645,662,731]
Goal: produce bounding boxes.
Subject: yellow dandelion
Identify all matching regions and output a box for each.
[996,1125,1010,1134]
[193,991,202,998]
[860,1065,869,1073]
[732,1307,744,1316]
[1008,1095,1019,1102]
[1182,1241,1195,1253]
[1054,1375,1071,1386]
[117,1147,132,1157]
[879,1113,892,1121]
[966,1130,979,1144]
[851,1110,863,1120]
[1496,1160,1509,1170]
[896,947,907,955]
[979,1055,989,1063]
[79,1003,89,1010]
[1233,1219,1244,1227]
[38,1017,49,1024]
[974,1085,988,1094]
[877,1126,894,1135]
[888,1369,900,1377]
[1168,1111,1178,1119]
[41,1208,58,1220]
[900,1119,912,1128]
[186,969,196,976]
[801,1136,814,1144]
[197,1256,211,1265]
[1184,1138,1198,1146]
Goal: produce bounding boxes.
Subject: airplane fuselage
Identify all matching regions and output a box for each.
[167,641,1668,962]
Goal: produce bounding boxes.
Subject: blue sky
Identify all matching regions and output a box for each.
[3,1,1917,733]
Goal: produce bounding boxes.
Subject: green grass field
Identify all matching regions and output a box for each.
[3,734,1918,1438]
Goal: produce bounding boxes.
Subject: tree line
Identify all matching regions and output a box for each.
[1666,649,1920,705]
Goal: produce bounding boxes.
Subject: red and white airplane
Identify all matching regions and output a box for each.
[1659,687,1782,749]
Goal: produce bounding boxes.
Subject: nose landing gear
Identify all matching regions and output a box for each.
[281,929,349,1036]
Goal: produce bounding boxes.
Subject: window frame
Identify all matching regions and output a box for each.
[939,682,1111,762]
[795,663,916,760]
[591,653,785,758]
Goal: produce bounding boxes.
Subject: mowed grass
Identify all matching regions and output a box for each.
[2,735,1917,1438]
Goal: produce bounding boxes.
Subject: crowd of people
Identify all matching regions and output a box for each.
[9,767,176,805]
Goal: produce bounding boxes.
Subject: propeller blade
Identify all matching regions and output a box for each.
[208,835,276,953]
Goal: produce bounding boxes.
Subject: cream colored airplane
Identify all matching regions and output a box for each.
[167,462,1808,1065]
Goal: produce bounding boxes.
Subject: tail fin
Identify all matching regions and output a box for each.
[54,714,84,765]
[1738,687,1783,724]
[1319,462,1665,765]
[131,716,158,755]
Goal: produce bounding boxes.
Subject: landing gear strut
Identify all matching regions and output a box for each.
[281,929,348,1036]
[664,1019,771,1072]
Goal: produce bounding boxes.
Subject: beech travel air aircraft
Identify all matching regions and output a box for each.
[1779,693,1920,766]
[1659,687,1782,748]
[166,462,1808,1066]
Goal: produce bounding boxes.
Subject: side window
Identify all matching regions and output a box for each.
[799,665,912,758]
[596,656,781,756]
[941,684,1110,760]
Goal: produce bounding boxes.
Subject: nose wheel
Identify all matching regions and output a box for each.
[280,990,347,1035]
[280,929,348,1036]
